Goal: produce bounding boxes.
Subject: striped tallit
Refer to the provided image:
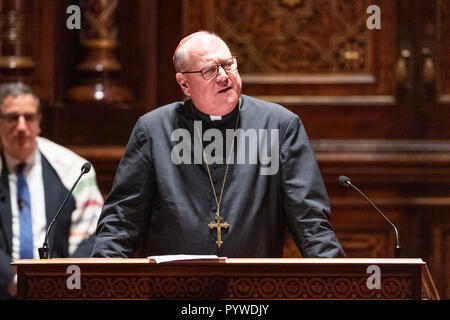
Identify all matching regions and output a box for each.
[37,137,103,255]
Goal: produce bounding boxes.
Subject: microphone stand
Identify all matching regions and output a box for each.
[38,163,90,259]
[339,176,401,258]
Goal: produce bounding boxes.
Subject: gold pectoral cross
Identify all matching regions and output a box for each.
[208,212,229,248]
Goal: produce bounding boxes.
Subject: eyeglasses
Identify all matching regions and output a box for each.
[180,57,238,80]
[0,112,39,123]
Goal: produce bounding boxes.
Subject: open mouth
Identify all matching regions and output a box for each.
[218,87,231,94]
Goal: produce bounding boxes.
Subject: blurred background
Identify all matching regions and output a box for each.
[0,0,448,298]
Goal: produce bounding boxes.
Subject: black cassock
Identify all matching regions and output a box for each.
[92,94,345,258]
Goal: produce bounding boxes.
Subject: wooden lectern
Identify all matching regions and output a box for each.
[11,258,439,300]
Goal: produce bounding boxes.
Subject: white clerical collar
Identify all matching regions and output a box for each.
[208,98,242,121]
[210,115,222,121]
[192,98,242,122]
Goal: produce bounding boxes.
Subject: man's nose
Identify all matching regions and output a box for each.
[216,65,229,80]
[16,115,28,130]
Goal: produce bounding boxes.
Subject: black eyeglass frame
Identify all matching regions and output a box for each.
[179,56,238,80]
[0,112,40,123]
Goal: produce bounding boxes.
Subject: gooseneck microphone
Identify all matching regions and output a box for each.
[338,175,401,258]
[38,162,92,259]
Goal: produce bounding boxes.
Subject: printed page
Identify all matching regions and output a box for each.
[148,254,225,264]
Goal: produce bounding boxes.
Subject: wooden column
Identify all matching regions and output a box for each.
[67,0,132,104]
[0,0,34,76]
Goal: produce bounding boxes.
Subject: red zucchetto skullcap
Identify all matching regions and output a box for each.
[172,31,221,72]
[172,33,200,62]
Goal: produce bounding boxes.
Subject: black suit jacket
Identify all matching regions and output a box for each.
[0,153,94,299]
[92,95,345,259]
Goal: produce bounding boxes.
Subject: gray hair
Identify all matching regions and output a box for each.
[0,82,41,113]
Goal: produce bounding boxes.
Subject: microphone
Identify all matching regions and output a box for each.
[38,162,92,259]
[338,175,401,258]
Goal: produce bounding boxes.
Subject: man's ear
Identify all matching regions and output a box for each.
[176,73,191,97]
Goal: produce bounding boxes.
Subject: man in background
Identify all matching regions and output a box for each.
[0,82,103,299]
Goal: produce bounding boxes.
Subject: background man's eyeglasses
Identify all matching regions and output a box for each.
[180,57,238,80]
[0,112,39,123]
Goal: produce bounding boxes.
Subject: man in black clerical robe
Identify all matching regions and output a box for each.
[91,31,346,258]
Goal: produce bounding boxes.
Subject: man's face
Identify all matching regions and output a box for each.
[0,94,41,161]
[176,36,242,116]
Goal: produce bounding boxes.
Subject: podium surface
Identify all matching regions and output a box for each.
[11,258,439,300]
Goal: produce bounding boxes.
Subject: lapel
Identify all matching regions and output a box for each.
[41,154,61,252]
[0,154,12,255]
[0,152,73,257]
[41,154,72,257]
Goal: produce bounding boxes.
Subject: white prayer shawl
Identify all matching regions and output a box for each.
[37,137,103,255]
